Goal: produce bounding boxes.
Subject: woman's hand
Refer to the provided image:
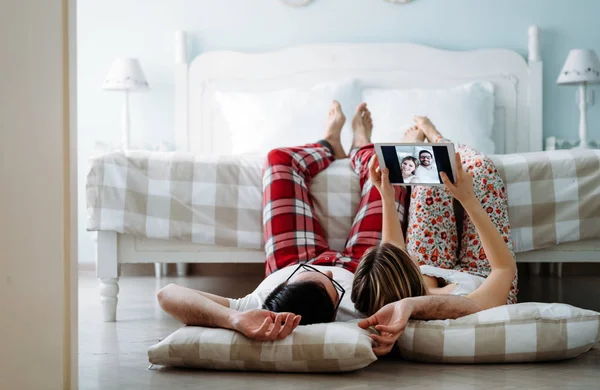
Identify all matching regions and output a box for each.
[230,309,301,341]
[440,152,477,206]
[358,300,414,356]
[369,155,395,200]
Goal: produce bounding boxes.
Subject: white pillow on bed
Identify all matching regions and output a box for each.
[363,82,496,154]
[215,79,362,155]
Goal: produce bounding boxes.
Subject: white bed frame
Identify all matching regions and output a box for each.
[96,26,599,322]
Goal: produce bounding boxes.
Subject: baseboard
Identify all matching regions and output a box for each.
[78,262,600,277]
[78,262,265,277]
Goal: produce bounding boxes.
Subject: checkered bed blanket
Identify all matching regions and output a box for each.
[86,149,600,254]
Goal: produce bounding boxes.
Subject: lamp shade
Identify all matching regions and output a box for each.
[557,49,600,85]
[102,58,149,91]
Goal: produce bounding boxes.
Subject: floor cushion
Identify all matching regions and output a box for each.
[398,302,600,363]
[148,320,376,372]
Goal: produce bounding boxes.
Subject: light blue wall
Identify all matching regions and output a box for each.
[77,0,600,262]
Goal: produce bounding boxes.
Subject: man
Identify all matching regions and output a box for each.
[157,102,483,351]
[414,149,439,183]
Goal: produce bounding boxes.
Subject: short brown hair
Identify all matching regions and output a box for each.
[351,243,427,316]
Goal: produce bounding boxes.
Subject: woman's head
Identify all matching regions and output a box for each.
[351,243,427,316]
[401,156,419,177]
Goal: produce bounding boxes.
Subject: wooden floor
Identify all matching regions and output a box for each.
[79,268,600,390]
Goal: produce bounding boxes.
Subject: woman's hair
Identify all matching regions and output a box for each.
[401,156,419,175]
[351,243,427,317]
[263,281,335,325]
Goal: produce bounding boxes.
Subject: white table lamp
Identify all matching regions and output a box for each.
[103,58,149,149]
[557,49,600,148]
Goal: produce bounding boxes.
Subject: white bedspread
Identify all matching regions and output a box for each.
[87,149,600,254]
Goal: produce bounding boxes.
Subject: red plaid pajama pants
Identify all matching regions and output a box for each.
[263,143,407,276]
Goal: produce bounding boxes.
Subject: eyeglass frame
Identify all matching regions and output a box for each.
[284,263,346,319]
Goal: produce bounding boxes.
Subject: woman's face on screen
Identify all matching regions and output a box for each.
[402,160,416,175]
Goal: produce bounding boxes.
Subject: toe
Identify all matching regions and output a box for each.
[356,102,367,114]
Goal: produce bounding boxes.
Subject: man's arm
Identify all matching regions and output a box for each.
[358,295,481,356]
[157,283,235,328]
[403,294,481,320]
[157,283,302,341]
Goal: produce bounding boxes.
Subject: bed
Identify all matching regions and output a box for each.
[90,26,600,322]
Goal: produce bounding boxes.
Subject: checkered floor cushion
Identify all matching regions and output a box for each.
[398,302,600,363]
[148,320,376,372]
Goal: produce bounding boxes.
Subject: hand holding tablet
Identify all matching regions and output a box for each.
[374,143,458,186]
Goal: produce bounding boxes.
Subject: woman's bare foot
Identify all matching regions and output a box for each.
[324,101,347,159]
[401,126,426,143]
[351,103,373,149]
[414,116,443,143]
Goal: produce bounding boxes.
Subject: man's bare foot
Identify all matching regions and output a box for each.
[401,126,426,143]
[324,101,347,159]
[351,103,373,149]
[414,116,443,143]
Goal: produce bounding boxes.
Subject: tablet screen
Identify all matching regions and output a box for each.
[379,144,455,185]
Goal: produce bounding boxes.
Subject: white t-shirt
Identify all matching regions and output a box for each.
[420,265,485,296]
[227,265,364,322]
[415,165,440,183]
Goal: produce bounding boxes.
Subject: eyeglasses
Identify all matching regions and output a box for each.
[285,264,346,318]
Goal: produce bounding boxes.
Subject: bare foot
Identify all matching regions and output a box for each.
[414,116,443,143]
[351,103,373,149]
[324,101,347,159]
[401,126,426,143]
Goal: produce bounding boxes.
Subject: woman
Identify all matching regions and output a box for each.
[352,117,517,355]
[400,155,419,183]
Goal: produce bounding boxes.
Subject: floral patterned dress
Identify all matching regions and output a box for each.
[405,138,518,304]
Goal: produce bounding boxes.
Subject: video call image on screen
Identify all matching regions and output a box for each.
[381,145,454,185]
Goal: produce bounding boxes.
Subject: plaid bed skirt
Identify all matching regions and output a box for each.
[86,149,600,254]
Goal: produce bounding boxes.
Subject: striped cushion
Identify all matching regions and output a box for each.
[398,302,600,363]
[148,320,376,372]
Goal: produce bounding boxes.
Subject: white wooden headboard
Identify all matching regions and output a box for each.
[174,26,542,155]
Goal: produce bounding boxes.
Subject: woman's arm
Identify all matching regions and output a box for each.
[440,153,516,310]
[382,196,406,250]
[460,198,516,309]
[369,156,406,250]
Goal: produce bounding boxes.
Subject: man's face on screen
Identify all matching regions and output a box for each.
[420,152,433,167]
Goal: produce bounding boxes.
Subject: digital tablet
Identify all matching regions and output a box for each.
[374,143,458,186]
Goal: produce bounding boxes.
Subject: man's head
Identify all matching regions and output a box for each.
[419,150,433,167]
[351,243,427,317]
[263,265,342,325]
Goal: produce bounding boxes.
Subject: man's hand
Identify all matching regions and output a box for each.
[230,309,301,341]
[358,300,414,356]
[369,155,395,200]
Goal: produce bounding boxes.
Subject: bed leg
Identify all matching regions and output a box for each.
[528,263,541,276]
[176,263,188,277]
[154,263,168,278]
[99,278,119,322]
[96,231,120,322]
